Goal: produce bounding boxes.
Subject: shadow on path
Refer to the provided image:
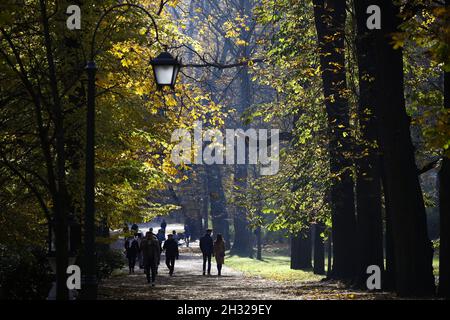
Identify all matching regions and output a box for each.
[98,251,393,300]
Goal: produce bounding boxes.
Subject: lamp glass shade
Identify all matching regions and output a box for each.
[150,52,181,88]
[153,64,176,86]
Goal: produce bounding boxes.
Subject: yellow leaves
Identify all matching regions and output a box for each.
[168,0,181,8]
[165,95,178,107]
[162,158,178,176]
[305,67,316,77]
[121,58,132,68]
[223,20,233,30]
[225,28,240,39]
[223,20,240,39]
[391,32,405,50]
[236,39,247,46]
[174,176,188,184]
[139,27,147,35]
[135,85,146,96]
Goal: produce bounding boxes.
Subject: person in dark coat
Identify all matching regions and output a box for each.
[160,219,167,232]
[156,229,166,255]
[125,236,140,274]
[163,234,179,276]
[140,231,160,286]
[200,229,214,275]
[184,224,191,247]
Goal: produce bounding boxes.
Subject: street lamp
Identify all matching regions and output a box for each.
[150,52,181,89]
[83,3,180,300]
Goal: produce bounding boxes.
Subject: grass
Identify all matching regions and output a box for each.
[226,251,441,282]
[226,251,325,283]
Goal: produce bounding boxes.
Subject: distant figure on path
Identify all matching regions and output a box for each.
[184,224,191,247]
[125,236,139,274]
[140,231,160,286]
[136,232,144,269]
[200,229,214,276]
[172,230,179,242]
[213,234,225,276]
[156,229,166,254]
[160,219,167,232]
[163,234,179,276]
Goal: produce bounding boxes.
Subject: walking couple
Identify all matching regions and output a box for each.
[199,229,226,276]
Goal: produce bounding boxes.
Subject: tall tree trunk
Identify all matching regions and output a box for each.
[202,169,209,232]
[313,222,325,275]
[39,0,69,300]
[374,1,435,296]
[354,0,384,288]
[205,164,230,249]
[231,0,254,257]
[382,168,396,291]
[197,9,232,249]
[326,232,332,278]
[384,212,396,291]
[312,0,357,280]
[232,160,253,256]
[185,212,202,242]
[256,226,262,260]
[438,67,450,297]
[291,227,312,270]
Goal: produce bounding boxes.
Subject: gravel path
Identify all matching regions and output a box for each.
[98,248,392,300]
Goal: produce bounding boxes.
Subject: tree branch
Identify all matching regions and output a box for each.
[183,58,264,69]
[418,157,442,175]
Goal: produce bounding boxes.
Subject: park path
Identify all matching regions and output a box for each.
[98,247,391,300]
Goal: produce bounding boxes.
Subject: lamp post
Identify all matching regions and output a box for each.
[83,3,180,300]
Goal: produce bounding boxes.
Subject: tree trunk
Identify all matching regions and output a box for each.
[256,226,262,261]
[206,164,230,249]
[230,0,254,257]
[202,170,209,232]
[374,1,435,296]
[291,227,312,270]
[354,0,384,287]
[438,68,450,297]
[312,0,357,280]
[326,232,332,278]
[313,223,325,275]
[382,172,396,291]
[185,212,202,242]
[232,163,253,257]
[39,0,69,300]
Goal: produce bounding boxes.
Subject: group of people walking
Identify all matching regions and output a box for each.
[200,229,225,276]
[125,230,179,286]
[124,224,225,287]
